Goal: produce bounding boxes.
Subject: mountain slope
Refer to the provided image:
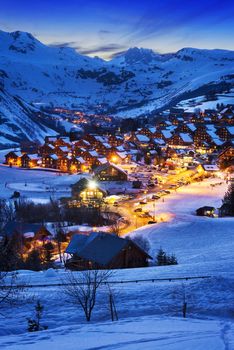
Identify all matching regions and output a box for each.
[0,29,234,146]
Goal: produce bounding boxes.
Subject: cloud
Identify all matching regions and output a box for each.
[99,30,112,35]
[49,41,78,48]
[77,43,127,55]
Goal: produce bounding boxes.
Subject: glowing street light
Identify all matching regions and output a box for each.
[88,180,97,189]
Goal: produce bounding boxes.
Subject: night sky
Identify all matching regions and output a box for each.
[1,0,234,59]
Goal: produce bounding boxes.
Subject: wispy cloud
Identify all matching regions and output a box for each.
[49,41,78,48]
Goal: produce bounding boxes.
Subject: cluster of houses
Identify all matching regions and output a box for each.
[4,107,234,174]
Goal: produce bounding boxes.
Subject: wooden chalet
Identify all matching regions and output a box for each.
[65,232,152,270]
[168,133,193,147]
[218,146,234,166]
[93,162,128,181]
[42,154,58,169]
[3,222,52,242]
[20,153,39,168]
[38,143,55,156]
[5,151,21,166]
[70,178,107,207]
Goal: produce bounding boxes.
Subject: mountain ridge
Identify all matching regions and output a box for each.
[0,29,234,146]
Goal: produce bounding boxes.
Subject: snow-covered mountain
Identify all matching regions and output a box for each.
[0,29,234,146]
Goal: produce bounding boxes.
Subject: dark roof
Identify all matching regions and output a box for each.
[93,162,127,176]
[2,222,49,237]
[196,206,215,211]
[66,232,151,266]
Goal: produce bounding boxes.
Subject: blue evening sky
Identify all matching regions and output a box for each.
[1,0,234,59]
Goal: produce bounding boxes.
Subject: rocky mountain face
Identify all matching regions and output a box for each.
[0,29,234,146]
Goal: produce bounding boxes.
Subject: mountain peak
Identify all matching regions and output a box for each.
[112,47,163,65]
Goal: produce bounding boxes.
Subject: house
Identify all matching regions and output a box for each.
[65,232,152,270]
[5,151,21,166]
[168,133,193,147]
[38,143,55,156]
[20,153,39,168]
[218,146,234,167]
[196,206,215,217]
[2,222,52,242]
[71,178,107,206]
[202,164,219,174]
[42,154,58,169]
[93,162,128,181]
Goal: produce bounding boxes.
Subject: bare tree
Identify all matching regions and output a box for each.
[62,270,112,322]
[0,271,26,311]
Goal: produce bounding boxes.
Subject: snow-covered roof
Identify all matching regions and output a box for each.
[180,133,193,143]
[59,146,69,152]
[153,138,165,145]
[227,126,234,135]
[98,157,107,164]
[212,138,224,146]
[103,143,112,149]
[202,164,219,171]
[76,157,86,164]
[116,146,125,152]
[89,150,99,157]
[95,136,107,143]
[161,130,172,139]
[116,151,128,158]
[135,134,150,143]
[27,154,39,160]
[50,154,58,160]
[187,123,196,132]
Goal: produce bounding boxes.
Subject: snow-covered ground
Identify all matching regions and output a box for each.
[0,164,90,202]
[1,316,233,350]
[176,90,234,112]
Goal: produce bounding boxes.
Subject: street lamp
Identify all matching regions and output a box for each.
[88,180,97,190]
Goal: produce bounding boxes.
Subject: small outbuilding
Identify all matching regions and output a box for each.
[196,206,215,217]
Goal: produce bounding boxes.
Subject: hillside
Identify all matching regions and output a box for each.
[0,29,234,145]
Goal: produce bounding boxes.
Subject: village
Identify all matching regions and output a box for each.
[0,105,233,272]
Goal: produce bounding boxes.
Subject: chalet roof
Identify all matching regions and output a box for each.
[95,136,107,143]
[93,162,127,176]
[58,146,70,152]
[26,153,39,160]
[196,206,215,211]
[227,126,234,135]
[116,151,128,159]
[187,123,196,132]
[153,138,165,145]
[50,154,59,160]
[161,130,172,139]
[135,134,150,143]
[89,150,99,157]
[76,157,86,164]
[116,146,125,152]
[202,164,219,171]
[98,157,107,164]
[5,151,21,157]
[212,138,224,146]
[179,133,193,143]
[103,143,112,149]
[66,232,151,266]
